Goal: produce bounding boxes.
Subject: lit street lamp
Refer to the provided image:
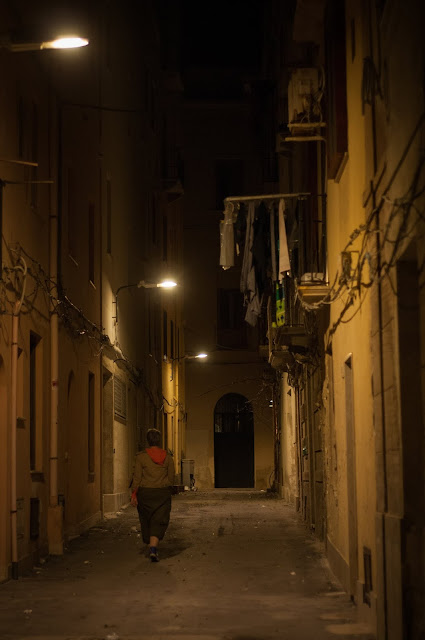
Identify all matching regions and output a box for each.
[138,279,177,289]
[170,352,208,381]
[0,35,89,53]
[113,279,177,322]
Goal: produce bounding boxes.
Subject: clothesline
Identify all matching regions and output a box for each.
[223,191,311,205]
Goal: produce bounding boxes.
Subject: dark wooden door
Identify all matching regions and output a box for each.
[214,393,254,488]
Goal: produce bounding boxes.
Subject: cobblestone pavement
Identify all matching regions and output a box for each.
[0,490,375,640]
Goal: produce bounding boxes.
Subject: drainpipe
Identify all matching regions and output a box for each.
[47,102,63,555]
[10,257,27,579]
[47,208,63,554]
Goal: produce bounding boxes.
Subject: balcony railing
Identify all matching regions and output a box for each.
[264,193,326,367]
[287,194,327,282]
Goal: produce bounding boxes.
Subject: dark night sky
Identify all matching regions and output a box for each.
[181,0,263,69]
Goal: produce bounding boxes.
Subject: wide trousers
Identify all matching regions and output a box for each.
[136,486,172,544]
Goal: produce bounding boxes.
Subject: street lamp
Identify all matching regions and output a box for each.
[0,35,89,53]
[113,279,177,322]
[138,279,177,290]
[170,352,208,381]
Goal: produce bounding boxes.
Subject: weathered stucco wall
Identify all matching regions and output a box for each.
[186,359,274,490]
[324,0,377,610]
[279,374,298,505]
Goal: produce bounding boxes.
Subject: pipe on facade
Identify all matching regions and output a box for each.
[10,257,27,579]
[45,100,64,556]
[49,211,59,508]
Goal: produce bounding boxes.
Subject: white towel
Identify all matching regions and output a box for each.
[278,198,290,280]
[219,207,234,270]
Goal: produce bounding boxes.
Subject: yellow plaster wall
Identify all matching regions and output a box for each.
[324,0,376,590]
[186,360,274,490]
[279,374,298,504]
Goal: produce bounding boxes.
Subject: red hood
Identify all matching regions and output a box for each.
[146,447,167,465]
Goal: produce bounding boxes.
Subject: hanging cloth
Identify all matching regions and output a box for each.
[219,204,235,270]
[251,202,269,299]
[276,282,285,327]
[240,202,255,293]
[278,198,290,280]
[270,204,277,282]
[240,202,261,327]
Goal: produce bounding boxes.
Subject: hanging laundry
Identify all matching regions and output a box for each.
[251,202,270,299]
[276,282,285,327]
[240,202,255,293]
[219,204,235,270]
[234,204,246,257]
[270,203,277,282]
[240,202,261,327]
[278,198,291,280]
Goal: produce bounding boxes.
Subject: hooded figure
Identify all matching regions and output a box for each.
[131,428,175,561]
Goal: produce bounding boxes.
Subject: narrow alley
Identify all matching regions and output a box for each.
[0,491,374,640]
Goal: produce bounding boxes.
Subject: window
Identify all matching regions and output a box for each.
[17,348,25,427]
[177,327,180,361]
[215,159,244,209]
[170,320,175,360]
[151,80,156,131]
[104,17,112,71]
[350,17,356,62]
[325,0,348,179]
[148,297,152,354]
[88,202,95,284]
[162,214,168,262]
[106,177,112,255]
[17,96,24,158]
[214,393,253,434]
[152,194,158,245]
[30,332,42,472]
[67,168,78,261]
[114,377,127,422]
[88,372,95,477]
[30,103,38,209]
[217,289,247,348]
[163,413,168,450]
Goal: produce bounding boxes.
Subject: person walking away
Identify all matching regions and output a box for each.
[130,428,175,561]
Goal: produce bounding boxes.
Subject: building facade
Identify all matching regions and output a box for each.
[0,0,186,581]
[181,53,275,490]
[255,1,425,637]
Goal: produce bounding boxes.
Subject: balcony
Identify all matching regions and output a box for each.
[266,280,314,371]
[161,145,184,200]
[292,182,329,298]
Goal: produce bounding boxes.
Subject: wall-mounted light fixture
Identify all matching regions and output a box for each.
[138,279,177,290]
[113,279,177,323]
[0,35,89,53]
[170,352,208,381]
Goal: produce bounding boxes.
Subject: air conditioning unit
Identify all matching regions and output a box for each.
[287,68,323,128]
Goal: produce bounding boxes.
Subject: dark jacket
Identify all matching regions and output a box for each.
[131,447,175,490]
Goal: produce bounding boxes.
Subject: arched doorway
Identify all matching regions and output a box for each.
[214,393,254,488]
[65,370,77,528]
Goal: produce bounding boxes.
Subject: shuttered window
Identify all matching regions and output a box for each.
[114,377,127,422]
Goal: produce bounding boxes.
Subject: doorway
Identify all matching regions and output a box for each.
[65,371,77,528]
[396,249,424,638]
[214,393,254,488]
[345,354,358,600]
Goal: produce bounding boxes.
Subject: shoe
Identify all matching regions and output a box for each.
[149,546,159,562]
